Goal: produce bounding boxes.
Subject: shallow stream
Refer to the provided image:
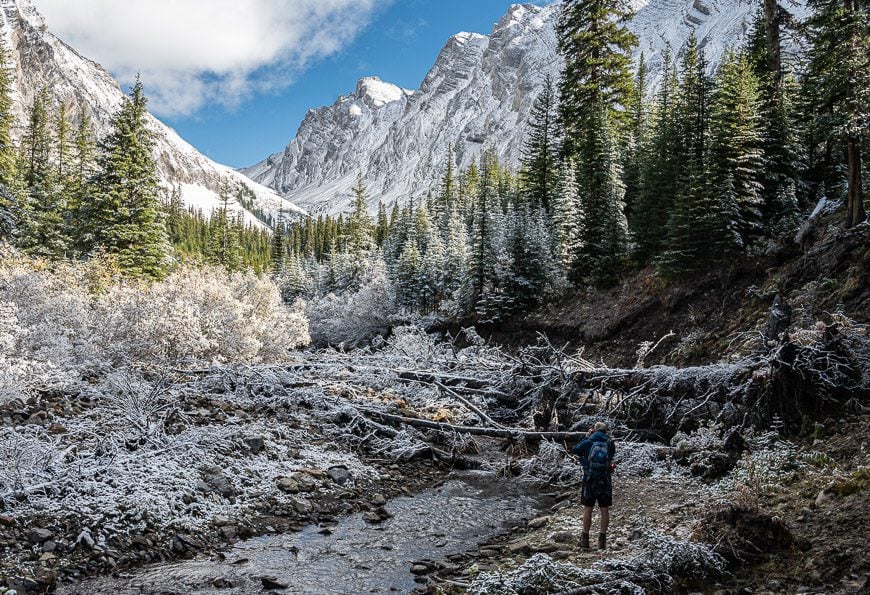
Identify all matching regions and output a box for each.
[60,472,551,594]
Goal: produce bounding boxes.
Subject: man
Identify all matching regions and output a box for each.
[572,421,615,549]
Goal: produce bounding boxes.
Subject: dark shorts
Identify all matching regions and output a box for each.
[581,475,612,508]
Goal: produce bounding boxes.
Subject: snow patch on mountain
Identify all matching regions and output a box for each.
[1,0,305,228]
[243,0,806,216]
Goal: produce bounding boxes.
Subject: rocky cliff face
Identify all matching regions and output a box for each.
[244,0,806,215]
[1,0,304,227]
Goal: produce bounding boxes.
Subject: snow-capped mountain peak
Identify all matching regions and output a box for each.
[1,0,304,228]
[244,0,806,217]
[355,77,412,108]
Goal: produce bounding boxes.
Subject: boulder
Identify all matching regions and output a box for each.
[28,528,54,543]
[199,466,236,499]
[243,436,266,455]
[276,477,300,494]
[327,466,353,486]
[260,575,289,590]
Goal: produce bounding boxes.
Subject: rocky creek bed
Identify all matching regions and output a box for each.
[2,327,868,594]
[56,473,553,594]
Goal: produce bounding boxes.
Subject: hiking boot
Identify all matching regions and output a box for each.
[598,533,607,550]
[580,532,590,549]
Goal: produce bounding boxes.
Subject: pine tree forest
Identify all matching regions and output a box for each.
[0,0,866,321]
[273,1,867,322]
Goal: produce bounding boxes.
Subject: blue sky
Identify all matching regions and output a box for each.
[37,0,544,167]
[162,1,529,168]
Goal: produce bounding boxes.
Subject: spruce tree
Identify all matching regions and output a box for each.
[802,0,868,227]
[19,89,68,258]
[558,0,636,285]
[375,200,389,247]
[709,50,766,250]
[520,75,560,211]
[557,0,637,146]
[463,149,499,314]
[0,41,16,189]
[551,159,582,272]
[90,79,170,279]
[657,36,718,276]
[631,47,679,262]
[207,190,243,272]
[747,9,800,234]
[623,52,649,222]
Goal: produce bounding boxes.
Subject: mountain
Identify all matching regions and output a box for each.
[1,0,305,228]
[243,0,807,216]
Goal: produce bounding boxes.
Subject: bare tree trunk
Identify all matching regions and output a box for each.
[846,136,865,228]
[764,0,782,93]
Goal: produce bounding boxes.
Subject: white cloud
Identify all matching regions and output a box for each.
[33,0,386,117]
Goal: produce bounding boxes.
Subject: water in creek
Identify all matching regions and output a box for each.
[61,472,552,594]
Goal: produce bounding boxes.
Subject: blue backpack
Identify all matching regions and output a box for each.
[587,441,610,477]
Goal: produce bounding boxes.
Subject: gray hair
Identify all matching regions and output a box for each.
[593,422,609,433]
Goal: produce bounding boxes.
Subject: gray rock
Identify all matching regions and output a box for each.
[292,498,313,515]
[28,528,54,543]
[277,477,300,494]
[507,540,530,554]
[815,489,832,508]
[552,531,575,543]
[294,473,318,492]
[370,493,387,506]
[362,511,383,524]
[410,564,429,575]
[527,516,550,529]
[41,541,57,552]
[243,435,266,454]
[260,575,289,589]
[200,466,236,499]
[327,465,353,486]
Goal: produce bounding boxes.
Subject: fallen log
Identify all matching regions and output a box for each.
[358,408,586,443]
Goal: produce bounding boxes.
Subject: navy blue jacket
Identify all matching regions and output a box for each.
[572,431,615,475]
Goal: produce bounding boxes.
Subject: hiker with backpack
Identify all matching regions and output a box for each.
[571,421,616,550]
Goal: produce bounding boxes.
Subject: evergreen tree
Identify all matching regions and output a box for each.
[623,52,649,221]
[709,50,766,250]
[802,0,869,227]
[375,200,389,247]
[747,9,800,234]
[271,218,289,274]
[658,37,721,276]
[443,203,469,309]
[207,190,243,272]
[557,0,637,153]
[631,47,679,262]
[551,159,582,271]
[439,145,458,228]
[90,79,170,279]
[463,149,499,314]
[558,0,636,285]
[520,75,560,211]
[19,89,68,257]
[0,42,16,189]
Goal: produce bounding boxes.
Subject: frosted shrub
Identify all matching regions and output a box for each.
[0,255,310,373]
[94,268,309,365]
[306,264,396,346]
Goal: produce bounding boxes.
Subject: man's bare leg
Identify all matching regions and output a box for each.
[581,506,593,548]
[599,507,610,549]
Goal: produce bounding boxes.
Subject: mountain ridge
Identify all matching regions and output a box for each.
[243,0,807,215]
[1,0,305,228]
